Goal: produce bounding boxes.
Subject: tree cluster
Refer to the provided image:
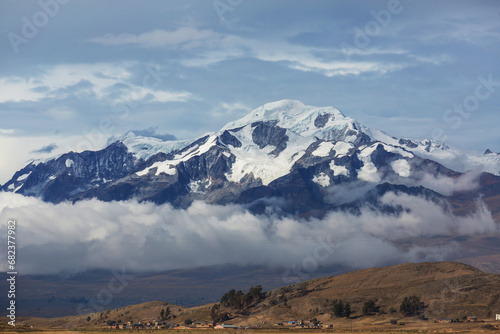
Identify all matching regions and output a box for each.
[159,307,170,321]
[331,299,351,318]
[362,300,378,315]
[220,285,265,309]
[399,295,423,316]
[210,304,230,323]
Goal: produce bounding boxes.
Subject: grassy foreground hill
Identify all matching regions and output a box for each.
[18,262,500,329]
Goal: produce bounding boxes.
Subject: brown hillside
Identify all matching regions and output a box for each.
[19,262,500,329]
[19,301,186,330]
[220,262,500,326]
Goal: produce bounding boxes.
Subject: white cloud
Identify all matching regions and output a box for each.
[211,101,251,118]
[0,191,496,275]
[46,106,77,120]
[0,76,46,103]
[89,28,411,77]
[114,86,194,104]
[418,171,480,196]
[0,129,15,135]
[408,54,454,66]
[287,58,406,77]
[0,63,194,104]
[88,27,221,49]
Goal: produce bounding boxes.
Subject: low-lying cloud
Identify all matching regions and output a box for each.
[0,192,497,275]
[31,143,59,154]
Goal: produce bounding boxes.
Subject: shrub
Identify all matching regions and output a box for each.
[390,319,397,325]
[481,324,497,330]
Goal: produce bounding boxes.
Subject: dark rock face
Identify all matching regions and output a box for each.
[314,113,331,128]
[181,145,234,181]
[2,142,139,203]
[219,130,242,148]
[251,121,288,155]
[370,144,398,167]
[399,138,419,148]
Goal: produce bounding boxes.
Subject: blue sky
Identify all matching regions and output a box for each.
[1,0,499,182]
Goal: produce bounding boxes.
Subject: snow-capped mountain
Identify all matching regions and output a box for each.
[3,100,500,217]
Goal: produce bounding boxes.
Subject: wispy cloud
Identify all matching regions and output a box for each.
[408,54,454,66]
[31,143,58,154]
[211,101,251,118]
[45,106,77,120]
[0,63,194,104]
[0,129,15,135]
[89,28,415,78]
[87,27,221,49]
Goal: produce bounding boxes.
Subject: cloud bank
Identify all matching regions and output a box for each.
[0,191,497,275]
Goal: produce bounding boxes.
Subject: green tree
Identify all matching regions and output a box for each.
[332,299,344,317]
[162,307,170,320]
[184,319,192,325]
[400,295,423,316]
[362,300,377,315]
[211,304,230,323]
[247,285,264,301]
[343,302,352,318]
[220,285,265,309]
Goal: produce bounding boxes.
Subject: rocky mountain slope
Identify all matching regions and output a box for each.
[2,100,500,218]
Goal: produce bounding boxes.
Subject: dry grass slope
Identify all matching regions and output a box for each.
[18,262,500,330]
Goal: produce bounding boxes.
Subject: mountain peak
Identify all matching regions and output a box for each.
[221,100,355,141]
[257,99,305,115]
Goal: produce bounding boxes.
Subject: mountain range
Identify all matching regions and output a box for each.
[3,100,500,219]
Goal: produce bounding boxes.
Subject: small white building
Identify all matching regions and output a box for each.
[496,314,500,321]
